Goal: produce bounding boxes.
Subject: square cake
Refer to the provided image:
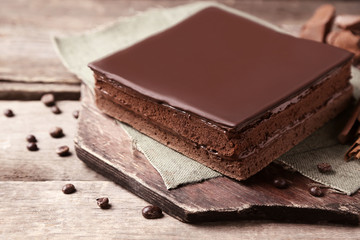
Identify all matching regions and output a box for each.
[88,7,354,180]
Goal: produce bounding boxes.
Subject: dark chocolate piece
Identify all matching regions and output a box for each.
[89,7,354,180]
[338,99,360,144]
[89,7,352,128]
[326,30,360,64]
[300,4,335,42]
[335,15,360,34]
[345,138,360,161]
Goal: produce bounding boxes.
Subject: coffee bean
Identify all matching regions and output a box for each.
[26,134,37,143]
[96,197,110,209]
[4,109,14,117]
[73,110,79,119]
[27,142,38,151]
[309,186,324,197]
[56,145,70,157]
[142,205,163,219]
[41,93,55,106]
[51,106,61,114]
[62,184,76,194]
[317,163,332,173]
[273,177,288,189]
[50,127,63,138]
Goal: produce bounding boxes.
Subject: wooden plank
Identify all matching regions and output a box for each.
[1,181,360,240]
[75,86,360,225]
[0,100,105,181]
[0,82,80,100]
[1,0,359,99]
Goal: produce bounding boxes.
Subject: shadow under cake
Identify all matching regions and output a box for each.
[89,7,354,180]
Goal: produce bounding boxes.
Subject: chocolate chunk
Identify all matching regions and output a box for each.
[26,134,37,143]
[309,186,324,197]
[272,177,288,189]
[73,110,79,119]
[345,138,360,161]
[338,99,360,144]
[41,93,55,106]
[51,106,61,114]
[56,145,70,157]
[335,15,360,34]
[4,109,14,117]
[326,30,360,64]
[50,127,64,138]
[62,184,76,194]
[142,205,163,219]
[317,163,332,173]
[27,142,38,151]
[96,197,110,209]
[300,4,335,42]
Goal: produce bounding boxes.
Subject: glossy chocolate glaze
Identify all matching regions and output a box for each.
[89,7,353,128]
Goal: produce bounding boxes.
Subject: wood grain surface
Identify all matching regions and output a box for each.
[76,86,360,225]
[1,0,360,99]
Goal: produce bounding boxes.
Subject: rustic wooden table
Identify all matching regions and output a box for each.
[1,0,360,239]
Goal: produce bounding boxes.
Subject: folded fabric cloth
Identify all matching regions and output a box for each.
[53,1,360,194]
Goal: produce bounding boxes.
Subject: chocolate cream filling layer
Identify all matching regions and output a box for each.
[93,61,351,160]
[95,83,352,180]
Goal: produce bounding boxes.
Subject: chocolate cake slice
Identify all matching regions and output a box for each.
[89,7,354,180]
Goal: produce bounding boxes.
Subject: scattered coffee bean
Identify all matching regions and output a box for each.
[41,93,55,106]
[51,106,61,114]
[62,183,76,194]
[27,142,38,151]
[317,162,332,173]
[26,134,37,143]
[309,186,324,197]
[272,177,288,189]
[50,127,63,138]
[96,197,110,209]
[142,205,163,219]
[4,109,14,117]
[73,110,79,119]
[56,145,70,157]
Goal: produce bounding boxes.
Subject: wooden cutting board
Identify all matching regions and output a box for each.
[74,85,360,225]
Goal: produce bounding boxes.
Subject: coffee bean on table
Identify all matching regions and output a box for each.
[26,134,37,143]
[62,184,76,194]
[73,110,79,119]
[50,127,64,138]
[27,142,38,151]
[51,106,61,114]
[317,163,332,173]
[309,186,324,197]
[96,197,110,209]
[4,109,14,117]
[41,93,55,106]
[142,205,163,219]
[272,177,288,189]
[56,145,70,157]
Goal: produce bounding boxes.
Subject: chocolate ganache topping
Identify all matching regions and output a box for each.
[89,7,353,128]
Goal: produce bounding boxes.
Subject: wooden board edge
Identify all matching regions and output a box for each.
[74,142,360,225]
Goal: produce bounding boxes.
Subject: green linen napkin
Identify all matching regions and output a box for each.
[53,1,360,194]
